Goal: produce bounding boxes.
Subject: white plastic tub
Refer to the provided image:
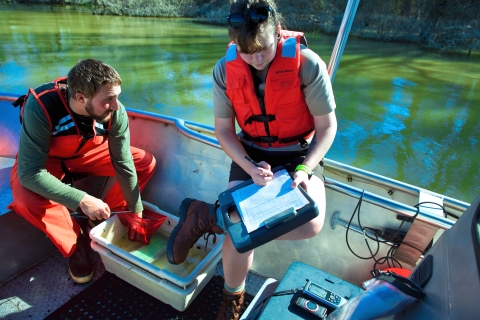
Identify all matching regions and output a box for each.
[89,201,224,311]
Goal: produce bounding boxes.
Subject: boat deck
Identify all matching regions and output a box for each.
[0,245,269,319]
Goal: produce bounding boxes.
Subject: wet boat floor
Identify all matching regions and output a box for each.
[0,246,269,319]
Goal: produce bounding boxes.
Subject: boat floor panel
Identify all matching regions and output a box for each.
[44,271,253,320]
[0,251,106,320]
[0,248,269,319]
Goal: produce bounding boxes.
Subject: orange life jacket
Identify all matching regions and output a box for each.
[225,30,314,148]
[16,77,110,158]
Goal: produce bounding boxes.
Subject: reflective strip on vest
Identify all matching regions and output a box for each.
[282,37,297,58]
[53,115,75,136]
[226,44,237,62]
[95,122,106,130]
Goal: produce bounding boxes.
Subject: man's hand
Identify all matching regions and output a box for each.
[79,194,111,220]
[250,161,273,186]
[291,170,311,192]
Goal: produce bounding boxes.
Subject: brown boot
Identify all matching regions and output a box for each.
[167,198,223,265]
[69,230,94,284]
[216,288,245,320]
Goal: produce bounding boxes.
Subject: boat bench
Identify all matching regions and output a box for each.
[0,156,112,284]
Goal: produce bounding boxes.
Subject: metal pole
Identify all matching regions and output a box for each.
[330,212,425,259]
[327,0,361,83]
[325,178,455,230]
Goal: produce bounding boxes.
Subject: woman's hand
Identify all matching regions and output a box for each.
[250,161,273,186]
[291,170,311,192]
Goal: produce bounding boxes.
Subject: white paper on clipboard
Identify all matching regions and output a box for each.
[231,169,309,233]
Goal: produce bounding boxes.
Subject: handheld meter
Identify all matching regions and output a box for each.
[295,296,328,319]
[302,280,348,310]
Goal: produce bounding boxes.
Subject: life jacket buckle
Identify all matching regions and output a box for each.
[300,139,309,148]
[12,95,26,108]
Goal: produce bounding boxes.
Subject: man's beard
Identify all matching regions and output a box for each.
[85,100,113,123]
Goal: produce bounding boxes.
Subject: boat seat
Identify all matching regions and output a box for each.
[394,192,480,319]
[393,190,445,268]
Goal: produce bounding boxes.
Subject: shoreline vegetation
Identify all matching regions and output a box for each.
[4,0,479,54]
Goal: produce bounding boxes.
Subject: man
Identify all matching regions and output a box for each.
[167,0,337,319]
[9,59,156,284]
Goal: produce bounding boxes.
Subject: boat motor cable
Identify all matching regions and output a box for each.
[242,286,304,319]
[345,191,429,270]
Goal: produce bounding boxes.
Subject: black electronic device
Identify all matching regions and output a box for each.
[295,296,327,319]
[303,280,348,310]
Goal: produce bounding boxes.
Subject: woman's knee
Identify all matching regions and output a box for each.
[223,234,254,259]
[304,216,325,238]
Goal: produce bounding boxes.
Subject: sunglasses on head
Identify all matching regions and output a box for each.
[226,6,275,29]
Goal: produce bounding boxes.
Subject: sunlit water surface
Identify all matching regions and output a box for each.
[1,4,479,203]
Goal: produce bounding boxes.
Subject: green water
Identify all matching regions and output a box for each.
[1,4,479,203]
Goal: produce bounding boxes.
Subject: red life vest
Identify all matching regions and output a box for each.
[225,30,314,148]
[18,77,110,158]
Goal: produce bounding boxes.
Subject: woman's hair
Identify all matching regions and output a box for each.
[228,0,284,54]
[67,59,122,99]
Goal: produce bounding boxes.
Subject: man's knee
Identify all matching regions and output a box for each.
[144,151,156,173]
[134,149,156,174]
[11,184,45,211]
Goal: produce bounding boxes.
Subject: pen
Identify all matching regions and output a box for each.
[244,155,262,168]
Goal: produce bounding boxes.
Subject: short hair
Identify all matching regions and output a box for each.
[228,0,284,54]
[67,59,122,99]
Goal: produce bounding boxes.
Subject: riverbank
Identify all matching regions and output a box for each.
[3,0,479,54]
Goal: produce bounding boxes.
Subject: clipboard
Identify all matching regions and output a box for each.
[218,166,319,253]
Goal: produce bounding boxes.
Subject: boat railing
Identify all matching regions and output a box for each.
[127,108,221,149]
[127,108,467,231]
[0,94,17,102]
[0,94,468,229]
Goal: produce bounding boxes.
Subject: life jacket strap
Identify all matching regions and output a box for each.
[242,127,314,146]
[12,95,26,108]
[278,127,314,144]
[244,114,276,126]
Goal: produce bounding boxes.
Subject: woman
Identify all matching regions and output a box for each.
[167,1,337,319]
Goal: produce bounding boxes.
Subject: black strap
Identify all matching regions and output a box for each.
[300,35,308,47]
[12,95,26,108]
[60,159,74,187]
[12,95,27,124]
[242,127,314,145]
[242,131,277,143]
[278,127,314,144]
[375,271,426,299]
[244,114,276,126]
[58,82,68,102]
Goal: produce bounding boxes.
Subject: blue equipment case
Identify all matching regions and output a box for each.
[218,166,319,253]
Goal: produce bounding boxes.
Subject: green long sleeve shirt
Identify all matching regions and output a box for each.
[17,95,143,213]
